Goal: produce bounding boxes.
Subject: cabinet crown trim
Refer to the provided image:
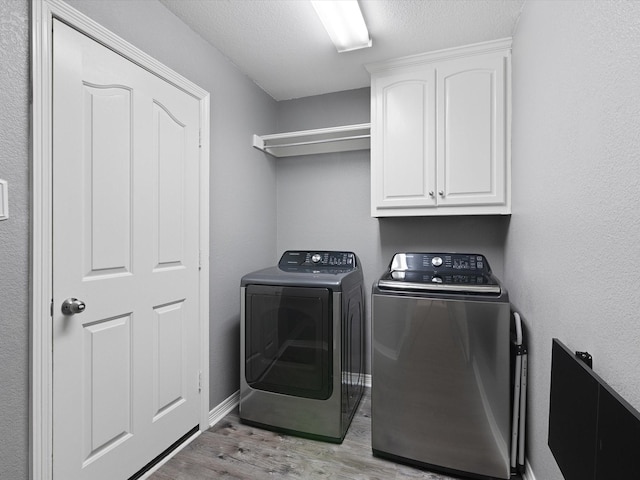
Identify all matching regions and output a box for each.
[365,37,512,74]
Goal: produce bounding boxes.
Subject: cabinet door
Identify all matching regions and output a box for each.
[437,52,507,207]
[371,66,436,214]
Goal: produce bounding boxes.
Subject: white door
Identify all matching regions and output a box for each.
[52,19,201,480]
[371,65,437,213]
[437,52,507,207]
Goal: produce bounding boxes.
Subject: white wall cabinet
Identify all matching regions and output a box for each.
[367,38,511,217]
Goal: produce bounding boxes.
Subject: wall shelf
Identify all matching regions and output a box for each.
[253,123,370,158]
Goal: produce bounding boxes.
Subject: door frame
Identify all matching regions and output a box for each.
[31,1,211,478]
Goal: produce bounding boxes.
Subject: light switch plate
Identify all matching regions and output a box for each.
[0,179,8,220]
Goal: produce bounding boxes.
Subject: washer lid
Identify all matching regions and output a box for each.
[377,252,502,295]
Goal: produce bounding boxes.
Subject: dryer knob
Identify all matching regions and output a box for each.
[311,253,322,263]
[432,256,443,267]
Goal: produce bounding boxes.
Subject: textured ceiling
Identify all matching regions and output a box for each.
[159,0,525,101]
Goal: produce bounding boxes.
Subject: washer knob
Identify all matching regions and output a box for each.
[311,253,322,264]
[432,256,443,267]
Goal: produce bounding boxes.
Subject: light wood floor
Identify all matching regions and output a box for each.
[149,389,463,480]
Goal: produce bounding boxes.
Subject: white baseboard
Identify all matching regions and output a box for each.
[522,461,536,480]
[209,390,240,427]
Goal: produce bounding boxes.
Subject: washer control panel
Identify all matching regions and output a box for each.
[279,250,357,269]
[390,253,490,273]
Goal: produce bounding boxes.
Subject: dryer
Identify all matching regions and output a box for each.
[240,250,365,443]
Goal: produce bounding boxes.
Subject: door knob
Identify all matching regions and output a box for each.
[61,298,86,315]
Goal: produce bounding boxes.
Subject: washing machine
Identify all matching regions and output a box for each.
[240,250,365,443]
[372,252,512,480]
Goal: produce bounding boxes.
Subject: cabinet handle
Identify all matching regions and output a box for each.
[429,191,434,197]
[439,190,444,197]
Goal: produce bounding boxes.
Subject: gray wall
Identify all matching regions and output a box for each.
[0,1,278,478]
[506,1,640,478]
[275,88,510,373]
[0,1,30,478]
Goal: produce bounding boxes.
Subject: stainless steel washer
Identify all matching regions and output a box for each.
[372,253,512,479]
[240,250,365,443]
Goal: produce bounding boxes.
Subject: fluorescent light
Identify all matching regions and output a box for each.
[311,0,372,53]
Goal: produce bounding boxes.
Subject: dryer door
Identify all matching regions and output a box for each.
[245,285,332,400]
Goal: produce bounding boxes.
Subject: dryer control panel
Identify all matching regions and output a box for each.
[279,250,357,269]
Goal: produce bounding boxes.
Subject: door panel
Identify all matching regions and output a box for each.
[82,315,133,463]
[371,66,437,210]
[437,53,506,206]
[383,81,428,198]
[153,300,187,419]
[53,19,201,480]
[153,102,186,270]
[443,71,493,194]
[82,85,133,278]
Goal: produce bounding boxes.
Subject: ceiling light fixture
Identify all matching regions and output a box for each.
[311,0,372,53]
